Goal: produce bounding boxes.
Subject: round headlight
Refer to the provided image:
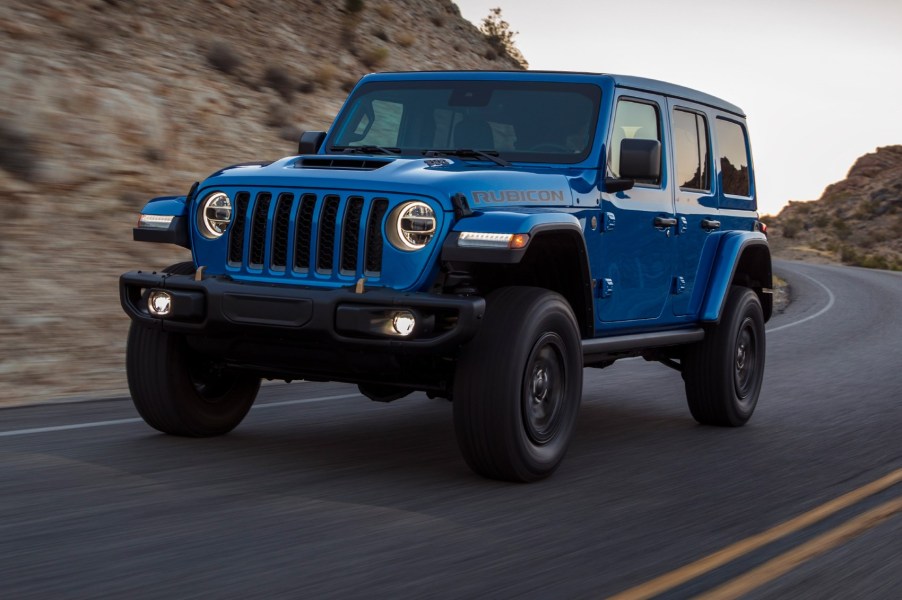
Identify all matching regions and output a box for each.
[198,192,232,239]
[387,201,436,251]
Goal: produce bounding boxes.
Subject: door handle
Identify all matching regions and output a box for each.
[654,216,678,228]
[701,219,721,231]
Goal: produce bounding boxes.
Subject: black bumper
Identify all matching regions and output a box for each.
[120,271,485,354]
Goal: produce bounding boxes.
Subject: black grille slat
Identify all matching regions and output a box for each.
[293,194,316,272]
[229,190,397,279]
[248,192,272,267]
[271,193,293,269]
[365,198,389,274]
[317,196,340,273]
[340,197,365,274]
[228,192,251,265]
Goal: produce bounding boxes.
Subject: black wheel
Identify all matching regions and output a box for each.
[126,323,260,436]
[682,286,765,426]
[163,261,196,275]
[453,287,583,482]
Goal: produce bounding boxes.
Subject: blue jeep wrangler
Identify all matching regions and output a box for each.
[121,71,771,481]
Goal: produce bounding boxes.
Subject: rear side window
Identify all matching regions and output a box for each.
[716,119,751,197]
[609,99,661,185]
[673,109,710,191]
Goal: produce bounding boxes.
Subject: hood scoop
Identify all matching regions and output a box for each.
[295,157,392,171]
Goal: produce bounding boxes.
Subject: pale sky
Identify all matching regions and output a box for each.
[454,0,902,216]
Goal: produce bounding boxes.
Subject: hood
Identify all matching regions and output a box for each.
[200,155,599,210]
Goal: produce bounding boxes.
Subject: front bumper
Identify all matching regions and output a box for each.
[119,271,485,354]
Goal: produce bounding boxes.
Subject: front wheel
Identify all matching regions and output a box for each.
[453,287,583,482]
[126,323,260,436]
[682,286,766,426]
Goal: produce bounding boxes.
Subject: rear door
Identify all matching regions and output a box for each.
[598,92,676,324]
[668,101,718,316]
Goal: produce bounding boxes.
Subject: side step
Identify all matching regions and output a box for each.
[582,328,704,361]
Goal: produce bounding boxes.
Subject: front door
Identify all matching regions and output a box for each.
[597,93,676,324]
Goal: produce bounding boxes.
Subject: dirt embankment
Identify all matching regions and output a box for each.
[0,0,522,406]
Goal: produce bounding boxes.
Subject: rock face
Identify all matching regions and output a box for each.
[0,0,524,405]
[767,146,902,270]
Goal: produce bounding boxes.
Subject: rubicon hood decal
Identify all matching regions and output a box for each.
[471,189,567,204]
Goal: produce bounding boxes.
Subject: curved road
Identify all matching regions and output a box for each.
[1,261,900,598]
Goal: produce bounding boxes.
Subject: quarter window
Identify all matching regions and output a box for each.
[609,99,661,185]
[716,119,751,197]
[673,109,710,191]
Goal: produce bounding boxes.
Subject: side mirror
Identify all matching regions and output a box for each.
[619,138,661,181]
[298,131,326,155]
[604,177,634,193]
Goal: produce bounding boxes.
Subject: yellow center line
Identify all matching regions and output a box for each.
[697,496,902,600]
[608,468,902,600]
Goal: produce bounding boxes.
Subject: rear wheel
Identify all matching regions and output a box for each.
[453,287,583,482]
[682,286,765,426]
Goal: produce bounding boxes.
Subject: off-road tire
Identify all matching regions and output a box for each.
[453,287,583,482]
[162,261,196,275]
[126,326,260,437]
[683,286,765,426]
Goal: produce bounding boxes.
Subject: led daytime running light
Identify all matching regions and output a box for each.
[457,232,529,249]
[138,214,174,229]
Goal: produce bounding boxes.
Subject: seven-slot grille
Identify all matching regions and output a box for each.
[228,191,390,278]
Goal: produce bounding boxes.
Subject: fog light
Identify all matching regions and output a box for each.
[391,311,415,336]
[148,290,172,316]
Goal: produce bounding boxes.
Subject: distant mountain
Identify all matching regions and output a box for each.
[766,146,902,270]
[0,0,523,405]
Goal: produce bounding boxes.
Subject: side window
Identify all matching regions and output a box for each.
[355,100,403,146]
[609,99,661,185]
[716,119,751,197]
[673,109,710,191]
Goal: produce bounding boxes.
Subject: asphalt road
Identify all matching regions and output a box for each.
[1,261,900,599]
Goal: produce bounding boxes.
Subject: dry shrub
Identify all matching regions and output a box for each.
[206,41,242,74]
[362,46,389,68]
[396,32,415,48]
[279,125,303,143]
[312,64,338,87]
[264,65,296,101]
[0,120,39,182]
[265,102,291,128]
[344,0,364,12]
[375,3,393,19]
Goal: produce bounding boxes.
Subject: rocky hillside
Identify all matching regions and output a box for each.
[767,146,902,270]
[0,0,523,405]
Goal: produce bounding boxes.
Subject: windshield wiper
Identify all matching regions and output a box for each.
[424,149,511,167]
[330,145,401,155]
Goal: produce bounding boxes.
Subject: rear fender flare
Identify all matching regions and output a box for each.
[700,232,772,323]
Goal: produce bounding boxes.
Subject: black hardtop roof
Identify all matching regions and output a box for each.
[368,70,746,118]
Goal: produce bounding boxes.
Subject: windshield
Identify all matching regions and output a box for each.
[329,80,601,164]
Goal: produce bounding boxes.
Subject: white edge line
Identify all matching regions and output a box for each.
[1,268,835,438]
[0,392,362,438]
[766,268,836,333]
